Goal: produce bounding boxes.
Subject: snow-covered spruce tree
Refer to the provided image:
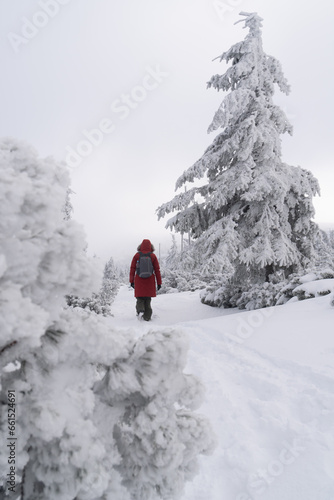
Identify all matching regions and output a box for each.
[65,291,106,314]
[313,228,334,270]
[66,257,120,316]
[165,234,180,270]
[159,236,180,293]
[0,138,214,499]
[99,257,120,311]
[157,12,319,306]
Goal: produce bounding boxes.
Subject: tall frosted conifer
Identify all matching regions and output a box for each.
[157,12,319,291]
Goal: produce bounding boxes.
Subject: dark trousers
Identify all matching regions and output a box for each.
[136,297,152,321]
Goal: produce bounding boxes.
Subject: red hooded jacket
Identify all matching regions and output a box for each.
[129,239,162,297]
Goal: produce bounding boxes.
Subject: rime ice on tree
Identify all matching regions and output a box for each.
[157,12,319,295]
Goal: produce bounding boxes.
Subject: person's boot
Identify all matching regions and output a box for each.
[136,298,145,317]
[143,299,152,321]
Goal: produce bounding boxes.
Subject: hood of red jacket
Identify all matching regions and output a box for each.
[138,239,153,253]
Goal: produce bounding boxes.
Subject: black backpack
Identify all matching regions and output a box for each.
[136,252,154,278]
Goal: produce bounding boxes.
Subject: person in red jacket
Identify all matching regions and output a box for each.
[129,239,162,321]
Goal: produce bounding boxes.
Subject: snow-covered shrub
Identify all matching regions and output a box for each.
[65,292,110,315]
[201,280,280,310]
[235,282,282,310]
[290,279,333,301]
[4,310,133,500]
[0,138,214,499]
[159,269,179,293]
[276,269,334,304]
[96,329,216,500]
[160,268,207,294]
[9,310,212,500]
[202,268,334,310]
[176,274,207,292]
[316,268,334,279]
[200,279,228,308]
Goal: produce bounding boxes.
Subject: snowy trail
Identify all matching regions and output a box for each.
[185,327,334,500]
[110,286,334,500]
[110,285,232,327]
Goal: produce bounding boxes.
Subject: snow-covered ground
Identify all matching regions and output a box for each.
[110,285,334,500]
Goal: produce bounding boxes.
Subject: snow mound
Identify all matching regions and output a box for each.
[292,278,334,299]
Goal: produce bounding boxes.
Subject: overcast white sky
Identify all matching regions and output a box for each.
[1,0,333,265]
